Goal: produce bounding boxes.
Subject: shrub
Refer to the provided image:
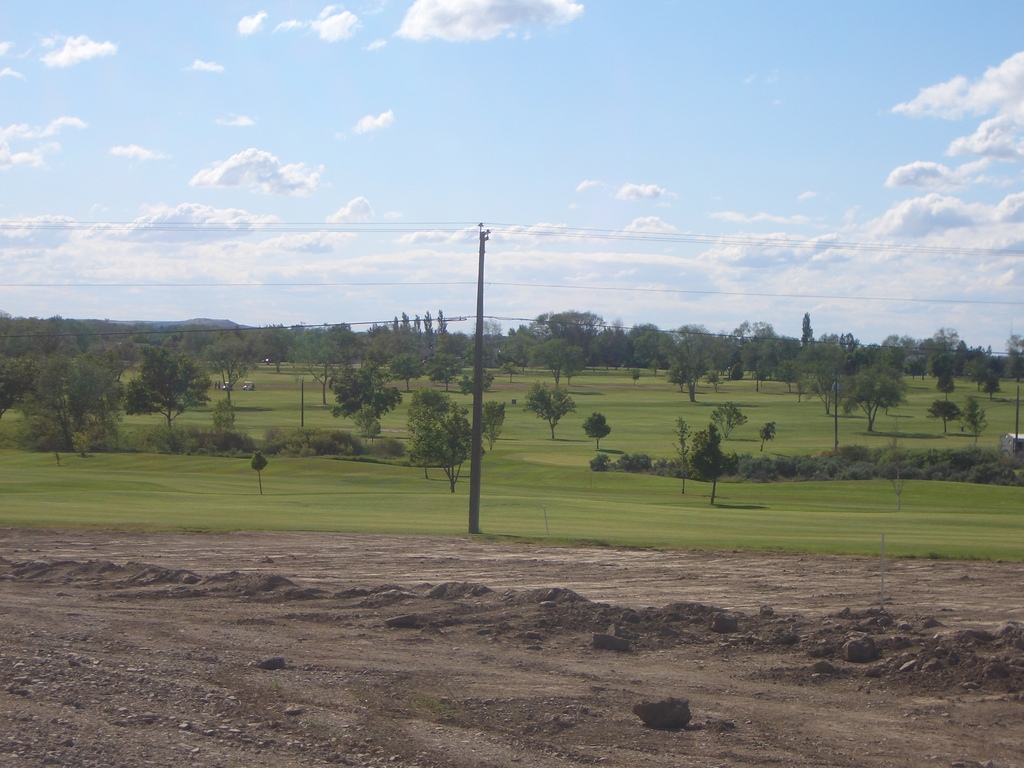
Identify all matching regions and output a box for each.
[615,453,653,473]
[589,453,612,472]
[263,427,365,457]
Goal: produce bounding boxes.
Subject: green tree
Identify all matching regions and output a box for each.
[524,382,576,439]
[407,392,472,492]
[481,400,506,451]
[531,339,585,386]
[332,362,402,419]
[426,353,463,391]
[205,335,253,404]
[687,424,738,505]
[250,450,268,495]
[582,412,611,449]
[294,325,360,405]
[353,405,382,441]
[841,363,907,432]
[929,351,956,399]
[800,312,813,346]
[459,370,494,396]
[960,396,987,444]
[124,346,211,431]
[711,402,747,438]
[0,355,37,420]
[389,352,425,392]
[926,399,961,434]
[252,325,293,374]
[211,399,236,433]
[674,418,691,494]
[499,361,520,383]
[22,353,124,454]
[758,421,776,451]
[407,388,451,478]
[668,325,715,402]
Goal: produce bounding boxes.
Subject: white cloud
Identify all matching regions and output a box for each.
[187,59,225,73]
[215,114,256,127]
[797,191,818,201]
[885,161,960,190]
[894,51,1024,120]
[869,193,984,238]
[274,20,305,32]
[397,0,584,42]
[575,179,601,192]
[1,117,86,170]
[1,67,24,79]
[41,35,117,68]
[616,182,665,201]
[366,39,387,50]
[238,11,268,35]
[0,42,12,56]
[312,6,361,42]
[353,109,394,134]
[623,216,679,234]
[189,148,321,196]
[327,196,374,223]
[709,210,810,225]
[946,115,1024,160]
[123,203,281,240]
[110,145,170,161]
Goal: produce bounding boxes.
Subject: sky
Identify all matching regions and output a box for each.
[2,1,1024,350]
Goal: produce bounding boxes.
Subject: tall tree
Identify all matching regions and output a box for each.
[668,325,715,402]
[124,346,211,431]
[841,363,907,432]
[0,355,37,420]
[800,313,813,347]
[758,421,776,451]
[524,382,576,439]
[407,391,472,492]
[531,339,584,386]
[674,418,691,494]
[960,396,987,444]
[22,353,124,453]
[205,335,253,404]
[687,424,738,505]
[481,400,506,451]
[407,388,451,478]
[294,325,361,405]
[926,400,961,434]
[332,362,402,419]
[582,412,611,449]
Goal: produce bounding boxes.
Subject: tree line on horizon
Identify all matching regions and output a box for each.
[1,308,1022,460]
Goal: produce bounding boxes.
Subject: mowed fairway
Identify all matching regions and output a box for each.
[1,366,1021,559]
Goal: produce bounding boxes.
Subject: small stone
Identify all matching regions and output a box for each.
[283,705,304,717]
[592,633,630,652]
[710,613,739,634]
[842,635,877,663]
[384,614,419,629]
[812,660,837,674]
[759,605,774,617]
[258,657,287,670]
[632,697,692,729]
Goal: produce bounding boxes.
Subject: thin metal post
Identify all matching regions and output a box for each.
[300,378,305,427]
[468,224,489,534]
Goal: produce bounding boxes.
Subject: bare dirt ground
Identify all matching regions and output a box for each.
[1,528,1022,768]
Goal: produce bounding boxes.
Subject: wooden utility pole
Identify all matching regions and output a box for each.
[468,224,489,534]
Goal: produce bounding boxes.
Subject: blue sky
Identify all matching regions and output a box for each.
[2,1,1023,350]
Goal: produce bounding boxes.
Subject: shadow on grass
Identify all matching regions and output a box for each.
[712,503,769,510]
[598,448,625,455]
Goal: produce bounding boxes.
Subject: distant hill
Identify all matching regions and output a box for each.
[96,318,247,330]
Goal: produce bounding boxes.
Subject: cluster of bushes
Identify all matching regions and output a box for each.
[591,445,1022,487]
[117,426,405,461]
[590,452,683,477]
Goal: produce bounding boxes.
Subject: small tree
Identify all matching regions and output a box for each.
[389,353,425,392]
[885,433,905,511]
[524,381,576,439]
[251,450,268,495]
[630,368,641,385]
[711,402,747,438]
[212,399,236,434]
[407,394,472,493]
[353,405,381,441]
[481,400,506,451]
[758,421,776,451]
[499,361,520,383]
[459,370,494,395]
[426,353,463,391]
[675,417,690,494]
[960,396,987,444]
[687,424,738,505]
[926,399,961,434]
[582,412,611,449]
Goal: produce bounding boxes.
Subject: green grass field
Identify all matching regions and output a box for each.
[1,365,1021,559]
